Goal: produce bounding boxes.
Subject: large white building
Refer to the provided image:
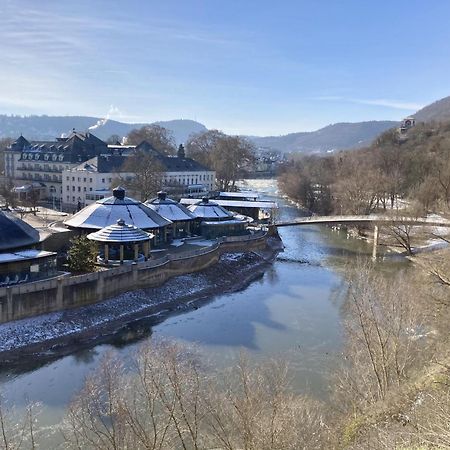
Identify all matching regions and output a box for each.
[62,143,215,210]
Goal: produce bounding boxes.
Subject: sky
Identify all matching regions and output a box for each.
[1,0,450,135]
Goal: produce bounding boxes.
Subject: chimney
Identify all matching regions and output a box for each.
[157,191,167,201]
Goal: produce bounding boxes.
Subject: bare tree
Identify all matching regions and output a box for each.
[120,151,165,201]
[187,131,256,191]
[126,125,176,155]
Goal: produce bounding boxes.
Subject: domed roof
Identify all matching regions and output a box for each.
[64,187,172,230]
[187,197,234,220]
[87,219,154,243]
[145,191,195,222]
[0,210,40,251]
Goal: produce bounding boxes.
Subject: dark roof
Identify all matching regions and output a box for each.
[13,131,108,164]
[0,210,40,252]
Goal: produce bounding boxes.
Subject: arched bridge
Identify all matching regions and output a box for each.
[272,214,450,258]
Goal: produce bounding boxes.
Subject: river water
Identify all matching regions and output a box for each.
[0,179,399,442]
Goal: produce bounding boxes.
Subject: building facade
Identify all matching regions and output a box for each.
[3,131,108,205]
[62,143,216,210]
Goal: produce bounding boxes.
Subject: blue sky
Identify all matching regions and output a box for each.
[1,0,449,135]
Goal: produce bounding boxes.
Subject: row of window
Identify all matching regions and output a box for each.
[20,164,67,172]
[22,173,62,182]
[66,176,112,183]
[67,185,93,193]
[22,153,65,162]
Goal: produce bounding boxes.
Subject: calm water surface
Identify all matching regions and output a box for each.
[0,179,401,439]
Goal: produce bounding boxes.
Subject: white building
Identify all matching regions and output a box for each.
[62,143,216,210]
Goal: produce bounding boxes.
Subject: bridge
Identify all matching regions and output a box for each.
[272,214,450,258]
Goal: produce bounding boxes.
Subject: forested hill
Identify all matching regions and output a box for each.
[0,115,207,144]
[247,120,398,154]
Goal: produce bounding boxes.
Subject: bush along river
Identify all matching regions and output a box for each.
[0,179,408,444]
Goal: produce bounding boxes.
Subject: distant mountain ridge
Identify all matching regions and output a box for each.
[2,94,450,154]
[247,121,399,153]
[0,115,207,145]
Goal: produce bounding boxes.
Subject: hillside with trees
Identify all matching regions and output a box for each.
[279,121,450,216]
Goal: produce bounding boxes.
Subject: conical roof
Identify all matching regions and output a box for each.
[145,191,195,222]
[187,197,234,220]
[64,187,172,230]
[0,210,40,251]
[87,219,153,243]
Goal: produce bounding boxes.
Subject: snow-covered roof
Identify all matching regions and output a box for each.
[0,249,56,264]
[187,198,234,220]
[87,219,154,243]
[218,191,259,200]
[181,198,278,209]
[64,187,172,230]
[145,192,195,222]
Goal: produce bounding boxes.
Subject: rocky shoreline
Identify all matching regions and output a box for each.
[0,237,283,365]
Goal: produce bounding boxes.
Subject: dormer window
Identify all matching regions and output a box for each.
[34,154,40,160]
[52,154,58,161]
[58,154,64,161]
[44,154,49,160]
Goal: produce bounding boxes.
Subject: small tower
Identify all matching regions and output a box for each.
[177,144,186,158]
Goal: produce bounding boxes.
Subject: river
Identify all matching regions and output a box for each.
[0,179,403,444]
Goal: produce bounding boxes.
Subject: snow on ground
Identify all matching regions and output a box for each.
[0,272,208,353]
[0,251,267,354]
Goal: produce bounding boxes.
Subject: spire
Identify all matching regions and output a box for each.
[177,143,185,158]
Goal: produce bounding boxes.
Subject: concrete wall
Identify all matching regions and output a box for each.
[0,231,269,324]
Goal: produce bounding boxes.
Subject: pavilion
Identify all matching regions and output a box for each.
[64,186,172,245]
[87,219,153,265]
[0,210,57,285]
[145,191,195,239]
[187,198,248,239]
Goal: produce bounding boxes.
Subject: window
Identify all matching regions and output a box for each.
[89,187,92,191]
[72,177,75,181]
[78,177,80,182]
[66,186,69,191]
[72,186,75,192]
[89,178,93,183]
[77,186,81,192]
[66,176,69,181]
[83,187,86,192]
[83,178,86,182]
[108,178,112,183]
[102,178,105,183]
[67,196,69,201]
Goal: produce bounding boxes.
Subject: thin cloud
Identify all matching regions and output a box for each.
[315,96,423,111]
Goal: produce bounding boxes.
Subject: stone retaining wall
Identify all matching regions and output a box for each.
[0,232,269,324]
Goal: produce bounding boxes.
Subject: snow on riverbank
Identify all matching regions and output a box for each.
[0,251,273,355]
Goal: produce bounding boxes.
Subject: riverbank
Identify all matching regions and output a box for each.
[0,236,283,364]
